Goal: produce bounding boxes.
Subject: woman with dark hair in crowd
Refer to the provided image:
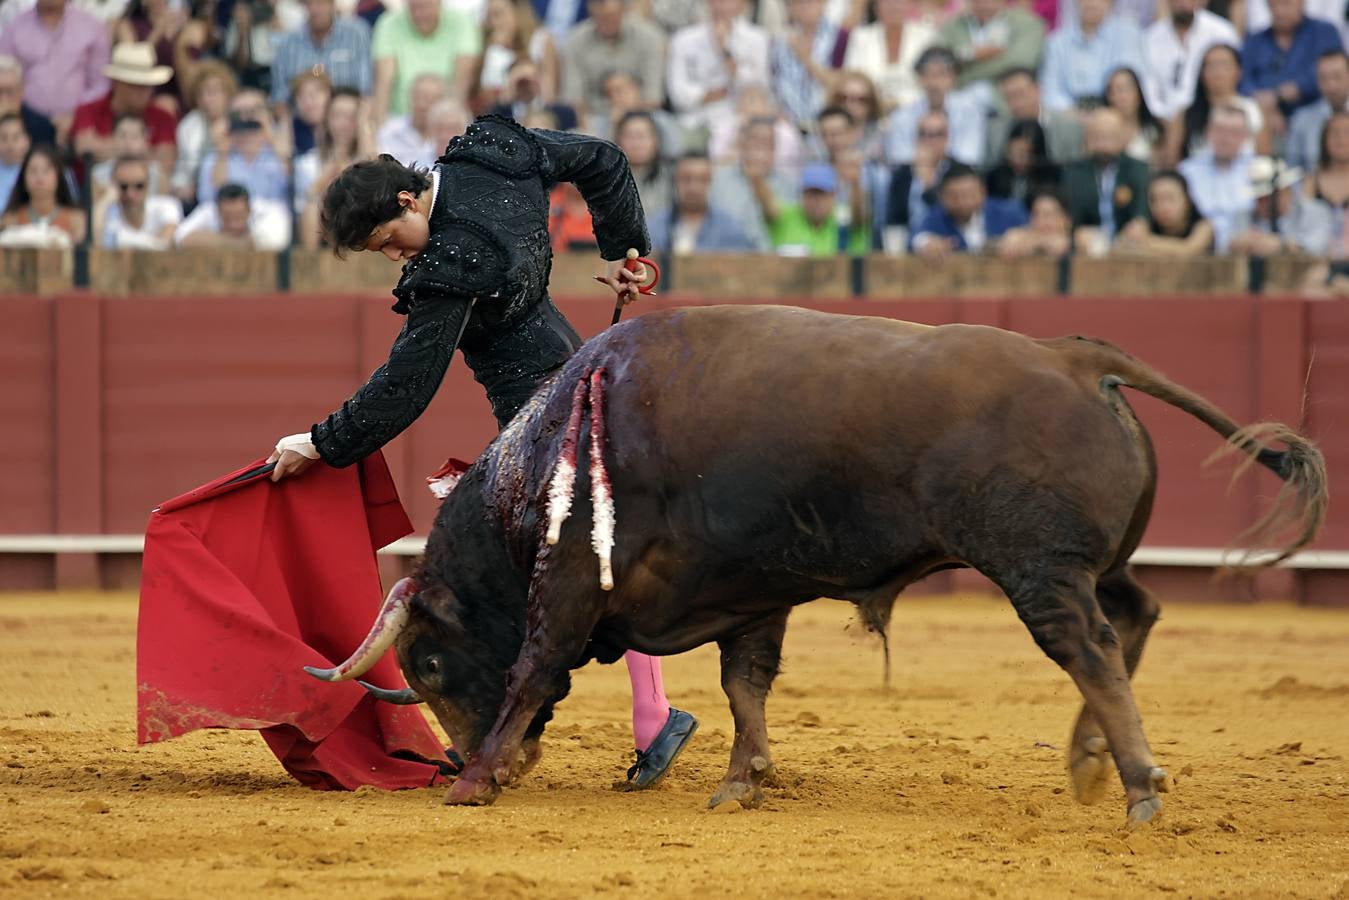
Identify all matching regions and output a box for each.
[0,145,87,246]
[615,111,673,219]
[826,70,886,161]
[1290,111,1349,259]
[1103,67,1162,164]
[220,0,293,94]
[985,119,1059,207]
[1166,43,1264,164]
[173,0,218,90]
[295,87,374,248]
[284,70,333,160]
[1114,170,1214,256]
[998,188,1073,257]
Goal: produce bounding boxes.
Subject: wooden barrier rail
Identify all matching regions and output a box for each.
[1,288,1345,606]
[0,248,1335,298]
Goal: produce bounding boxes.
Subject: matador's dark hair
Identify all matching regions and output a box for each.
[320,153,433,257]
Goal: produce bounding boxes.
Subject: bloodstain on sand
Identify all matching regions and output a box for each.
[2,592,1348,898]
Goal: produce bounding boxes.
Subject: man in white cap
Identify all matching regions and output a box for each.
[71,41,177,181]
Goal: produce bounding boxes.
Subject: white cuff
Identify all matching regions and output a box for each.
[275,432,320,459]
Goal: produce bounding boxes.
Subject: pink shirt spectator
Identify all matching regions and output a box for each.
[0,3,110,119]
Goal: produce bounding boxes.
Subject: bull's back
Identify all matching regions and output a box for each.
[595,305,1077,453]
[575,305,1144,573]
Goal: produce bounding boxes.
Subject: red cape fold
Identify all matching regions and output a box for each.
[136,452,448,790]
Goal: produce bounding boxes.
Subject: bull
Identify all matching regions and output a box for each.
[305,305,1326,826]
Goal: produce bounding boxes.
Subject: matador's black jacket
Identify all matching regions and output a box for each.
[309,115,651,468]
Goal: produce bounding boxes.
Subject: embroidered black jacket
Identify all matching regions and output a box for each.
[310,116,651,467]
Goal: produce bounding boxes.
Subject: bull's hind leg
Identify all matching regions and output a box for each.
[1007,569,1168,828]
[708,610,789,809]
[1067,568,1162,806]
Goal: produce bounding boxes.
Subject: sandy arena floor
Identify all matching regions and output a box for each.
[1,590,1347,899]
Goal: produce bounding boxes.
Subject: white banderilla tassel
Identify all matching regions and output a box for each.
[545,458,576,545]
[588,369,615,590]
[546,372,591,545]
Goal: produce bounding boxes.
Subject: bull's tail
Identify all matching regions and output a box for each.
[1068,336,1328,568]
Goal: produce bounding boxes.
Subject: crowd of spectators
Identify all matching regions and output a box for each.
[0,0,1347,271]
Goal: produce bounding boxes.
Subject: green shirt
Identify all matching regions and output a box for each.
[372,9,482,116]
[767,203,872,257]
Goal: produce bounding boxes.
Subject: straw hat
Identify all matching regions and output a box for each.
[104,42,173,87]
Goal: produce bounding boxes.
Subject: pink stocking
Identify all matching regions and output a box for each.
[624,650,671,752]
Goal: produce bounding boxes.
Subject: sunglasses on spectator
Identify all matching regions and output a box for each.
[840,93,870,102]
[919,129,948,139]
[118,181,147,191]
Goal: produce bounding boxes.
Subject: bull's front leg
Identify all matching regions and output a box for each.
[446,569,600,806]
[708,610,789,810]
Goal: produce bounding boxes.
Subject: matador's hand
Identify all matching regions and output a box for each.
[596,256,648,308]
[267,433,322,482]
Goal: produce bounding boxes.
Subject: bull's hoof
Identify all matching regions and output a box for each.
[1123,770,1170,829]
[444,774,500,806]
[1126,795,1164,830]
[708,779,762,810]
[1068,735,1115,806]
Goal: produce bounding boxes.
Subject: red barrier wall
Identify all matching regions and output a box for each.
[0,293,1343,601]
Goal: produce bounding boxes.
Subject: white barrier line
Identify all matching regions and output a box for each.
[0,535,1347,570]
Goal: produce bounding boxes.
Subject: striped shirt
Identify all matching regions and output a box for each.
[269,17,372,105]
[771,23,845,130]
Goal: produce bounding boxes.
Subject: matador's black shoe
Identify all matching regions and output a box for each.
[621,708,699,790]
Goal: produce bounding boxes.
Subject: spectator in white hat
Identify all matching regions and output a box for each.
[70,41,177,180]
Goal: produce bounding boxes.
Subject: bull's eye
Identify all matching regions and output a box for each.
[417,652,447,691]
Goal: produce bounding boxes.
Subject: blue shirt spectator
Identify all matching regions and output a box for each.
[1240,1,1344,115]
[911,163,1029,254]
[1177,105,1257,252]
[649,154,758,254]
[270,0,372,107]
[1039,0,1146,112]
[0,162,19,211]
[0,112,25,209]
[648,206,758,254]
[885,91,986,166]
[198,135,289,206]
[883,48,986,165]
[1285,50,1349,171]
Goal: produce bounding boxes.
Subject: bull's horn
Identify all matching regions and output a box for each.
[358,681,425,704]
[303,577,418,683]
